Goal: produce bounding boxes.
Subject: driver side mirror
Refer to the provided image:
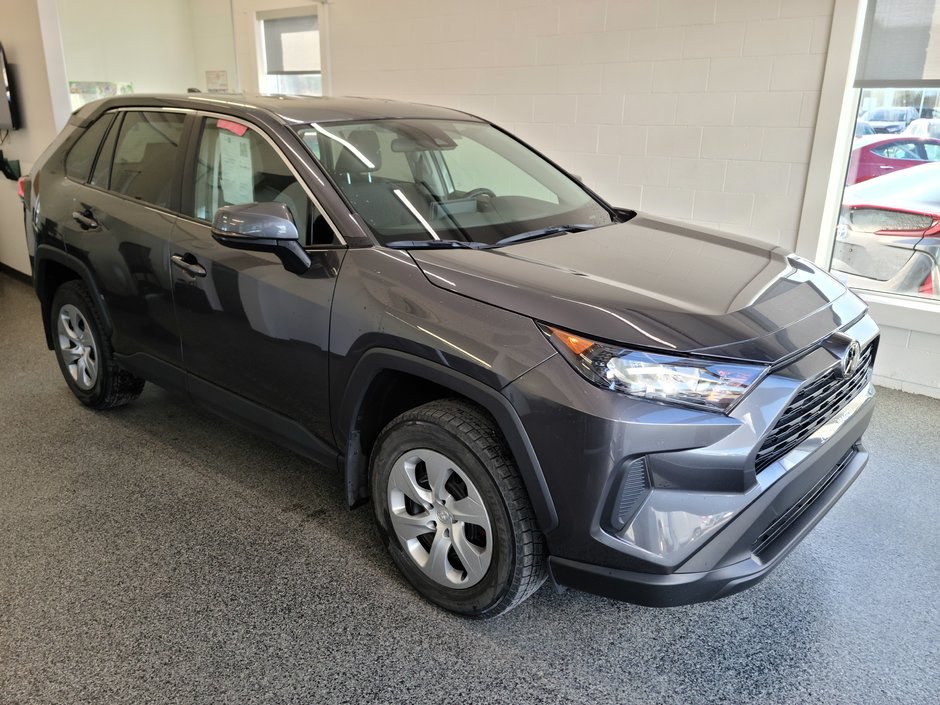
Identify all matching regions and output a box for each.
[211,202,312,275]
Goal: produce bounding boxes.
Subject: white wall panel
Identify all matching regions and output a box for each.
[327,0,836,249]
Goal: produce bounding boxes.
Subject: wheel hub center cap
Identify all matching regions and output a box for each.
[437,508,453,525]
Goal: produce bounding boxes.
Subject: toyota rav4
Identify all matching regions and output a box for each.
[21,94,878,617]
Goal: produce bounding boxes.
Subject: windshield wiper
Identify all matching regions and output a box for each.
[489,224,598,248]
[386,239,487,250]
[387,224,602,250]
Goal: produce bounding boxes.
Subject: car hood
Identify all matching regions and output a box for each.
[409,214,865,364]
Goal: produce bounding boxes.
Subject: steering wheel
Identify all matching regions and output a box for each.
[464,187,497,199]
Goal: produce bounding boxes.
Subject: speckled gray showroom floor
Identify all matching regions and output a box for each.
[0,272,937,705]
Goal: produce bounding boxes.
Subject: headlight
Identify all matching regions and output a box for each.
[539,324,767,413]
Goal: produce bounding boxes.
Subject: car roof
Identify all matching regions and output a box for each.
[72,93,481,127]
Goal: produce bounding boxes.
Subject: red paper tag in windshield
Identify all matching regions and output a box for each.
[217,119,248,137]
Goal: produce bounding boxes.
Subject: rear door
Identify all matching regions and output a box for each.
[60,108,191,381]
[169,114,345,449]
[864,139,928,180]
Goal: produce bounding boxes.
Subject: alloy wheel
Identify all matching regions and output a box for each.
[57,303,98,390]
[387,448,493,589]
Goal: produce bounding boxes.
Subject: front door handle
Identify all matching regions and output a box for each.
[171,253,207,278]
[71,209,99,230]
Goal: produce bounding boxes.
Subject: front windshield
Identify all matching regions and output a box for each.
[296,119,616,245]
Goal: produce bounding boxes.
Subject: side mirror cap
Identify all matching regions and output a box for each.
[211,201,299,241]
[210,202,311,275]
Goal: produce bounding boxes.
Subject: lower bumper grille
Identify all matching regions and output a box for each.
[752,447,856,558]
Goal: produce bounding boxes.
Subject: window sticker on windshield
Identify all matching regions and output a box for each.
[217,119,248,137]
[218,131,253,204]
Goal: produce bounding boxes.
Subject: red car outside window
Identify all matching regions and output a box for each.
[846,135,940,184]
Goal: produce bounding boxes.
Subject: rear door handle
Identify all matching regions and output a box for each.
[71,209,99,230]
[171,253,207,278]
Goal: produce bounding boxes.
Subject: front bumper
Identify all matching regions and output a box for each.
[503,316,878,607]
[549,435,869,607]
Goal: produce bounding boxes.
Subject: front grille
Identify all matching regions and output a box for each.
[754,342,874,473]
[752,447,856,558]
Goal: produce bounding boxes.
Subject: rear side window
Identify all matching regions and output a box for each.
[90,113,122,188]
[110,111,186,208]
[65,115,114,182]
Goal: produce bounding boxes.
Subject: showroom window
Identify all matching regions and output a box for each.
[258,13,322,96]
[829,0,940,300]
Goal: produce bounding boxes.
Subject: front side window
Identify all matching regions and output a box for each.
[110,111,186,208]
[298,119,615,245]
[193,118,331,246]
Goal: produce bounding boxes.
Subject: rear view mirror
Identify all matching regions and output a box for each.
[211,202,311,275]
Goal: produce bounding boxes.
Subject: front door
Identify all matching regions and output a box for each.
[170,115,344,450]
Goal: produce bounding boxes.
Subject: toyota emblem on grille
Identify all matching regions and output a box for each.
[841,340,861,378]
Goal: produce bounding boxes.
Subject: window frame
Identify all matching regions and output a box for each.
[178,111,346,249]
[256,8,323,97]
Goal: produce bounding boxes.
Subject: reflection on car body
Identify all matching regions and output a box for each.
[834,161,940,298]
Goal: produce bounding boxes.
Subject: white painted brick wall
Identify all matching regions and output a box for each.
[872,325,940,400]
[329,0,836,249]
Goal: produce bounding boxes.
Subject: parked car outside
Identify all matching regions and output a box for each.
[858,106,919,133]
[833,161,940,298]
[855,121,875,138]
[846,134,940,184]
[20,94,878,616]
[903,118,940,139]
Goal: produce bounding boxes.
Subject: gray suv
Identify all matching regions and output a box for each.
[22,94,878,616]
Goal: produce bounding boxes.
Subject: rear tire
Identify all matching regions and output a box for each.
[51,281,145,409]
[371,399,547,617]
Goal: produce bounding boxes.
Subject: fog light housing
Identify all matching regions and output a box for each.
[609,457,651,531]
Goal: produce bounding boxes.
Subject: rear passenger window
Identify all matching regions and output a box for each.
[110,111,186,208]
[65,115,114,182]
[91,113,121,188]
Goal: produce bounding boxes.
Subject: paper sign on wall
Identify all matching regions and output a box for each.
[218,131,253,205]
[206,70,229,93]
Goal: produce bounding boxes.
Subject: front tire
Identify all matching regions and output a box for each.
[51,281,145,409]
[371,399,547,617]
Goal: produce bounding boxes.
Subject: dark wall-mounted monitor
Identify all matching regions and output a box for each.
[0,42,21,131]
